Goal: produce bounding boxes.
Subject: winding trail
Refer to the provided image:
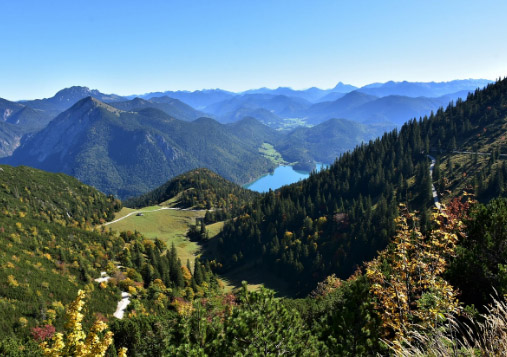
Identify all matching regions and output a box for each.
[428,155,442,211]
[94,269,130,319]
[113,292,131,319]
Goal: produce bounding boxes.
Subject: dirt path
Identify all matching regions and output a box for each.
[428,155,441,211]
[94,270,130,319]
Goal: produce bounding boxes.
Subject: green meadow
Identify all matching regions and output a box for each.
[106,207,205,265]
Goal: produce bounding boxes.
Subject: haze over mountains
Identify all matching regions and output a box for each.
[0,79,492,198]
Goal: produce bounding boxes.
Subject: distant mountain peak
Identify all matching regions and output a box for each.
[53,86,93,101]
[71,96,122,115]
[332,82,358,93]
[235,116,263,126]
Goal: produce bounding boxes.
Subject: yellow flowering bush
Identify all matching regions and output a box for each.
[40,289,125,357]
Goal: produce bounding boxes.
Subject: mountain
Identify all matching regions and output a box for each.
[0,122,22,157]
[357,79,492,98]
[240,87,326,103]
[305,90,472,127]
[0,98,57,156]
[0,98,25,121]
[139,89,236,109]
[241,82,358,102]
[108,96,207,121]
[317,91,347,102]
[277,118,380,166]
[305,91,378,123]
[205,93,311,118]
[331,81,358,93]
[350,95,449,126]
[124,167,259,211]
[226,117,282,147]
[0,163,217,349]
[22,86,125,113]
[4,97,276,199]
[216,107,285,127]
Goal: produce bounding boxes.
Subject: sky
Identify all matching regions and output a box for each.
[1,0,507,100]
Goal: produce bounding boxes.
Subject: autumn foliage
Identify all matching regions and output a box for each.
[366,204,462,346]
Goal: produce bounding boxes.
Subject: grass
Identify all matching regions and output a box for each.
[106,207,205,265]
[396,296,507,356]
[206,221,225,238]
[217,264,295,296]
[259,143,287,166]
[107,206,292,295]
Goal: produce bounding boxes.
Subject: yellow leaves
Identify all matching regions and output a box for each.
[181,265,192,281]
[284,231,294,239]
[366,206,460,345]
[172,298,194,317]
[7,274,19,287]
[40,289,118,357]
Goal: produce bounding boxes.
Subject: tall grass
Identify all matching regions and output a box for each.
[394,296,507,356]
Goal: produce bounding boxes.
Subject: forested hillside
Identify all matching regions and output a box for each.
[0,165,217,354]
[0,165,122,340]
[213,78,507,295]
[124,168,258,212]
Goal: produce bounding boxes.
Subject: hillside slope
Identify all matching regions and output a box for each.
[108,96,207,122]
[0,165,123,338]
[124,168,258,210]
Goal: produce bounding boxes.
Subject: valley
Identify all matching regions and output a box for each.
[4,0,507,354]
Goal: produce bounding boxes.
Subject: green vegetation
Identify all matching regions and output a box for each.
[106,207,204,264]
[124,168,258,213]
[6,79,507,355]
[211,78,507,296]
[0,164,217,355]
[259,142,288,165]
[0,165,123,340]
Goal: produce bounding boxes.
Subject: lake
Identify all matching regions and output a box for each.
[244,163,327,192]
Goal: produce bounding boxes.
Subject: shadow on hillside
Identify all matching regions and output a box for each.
[217,263,297,298]
[199,238,298,298]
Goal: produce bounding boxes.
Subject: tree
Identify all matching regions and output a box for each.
[40,290,127,357]
[221,282,323,355]
[447,198,507,308]
[366,205,460,347]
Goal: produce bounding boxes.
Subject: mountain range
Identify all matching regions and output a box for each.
[3,97,278,198]
[0,79,493,199]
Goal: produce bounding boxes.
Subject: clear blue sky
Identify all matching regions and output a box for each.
[1,0,506,100]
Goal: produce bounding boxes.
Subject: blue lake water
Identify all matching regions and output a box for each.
[244,163,327,192]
